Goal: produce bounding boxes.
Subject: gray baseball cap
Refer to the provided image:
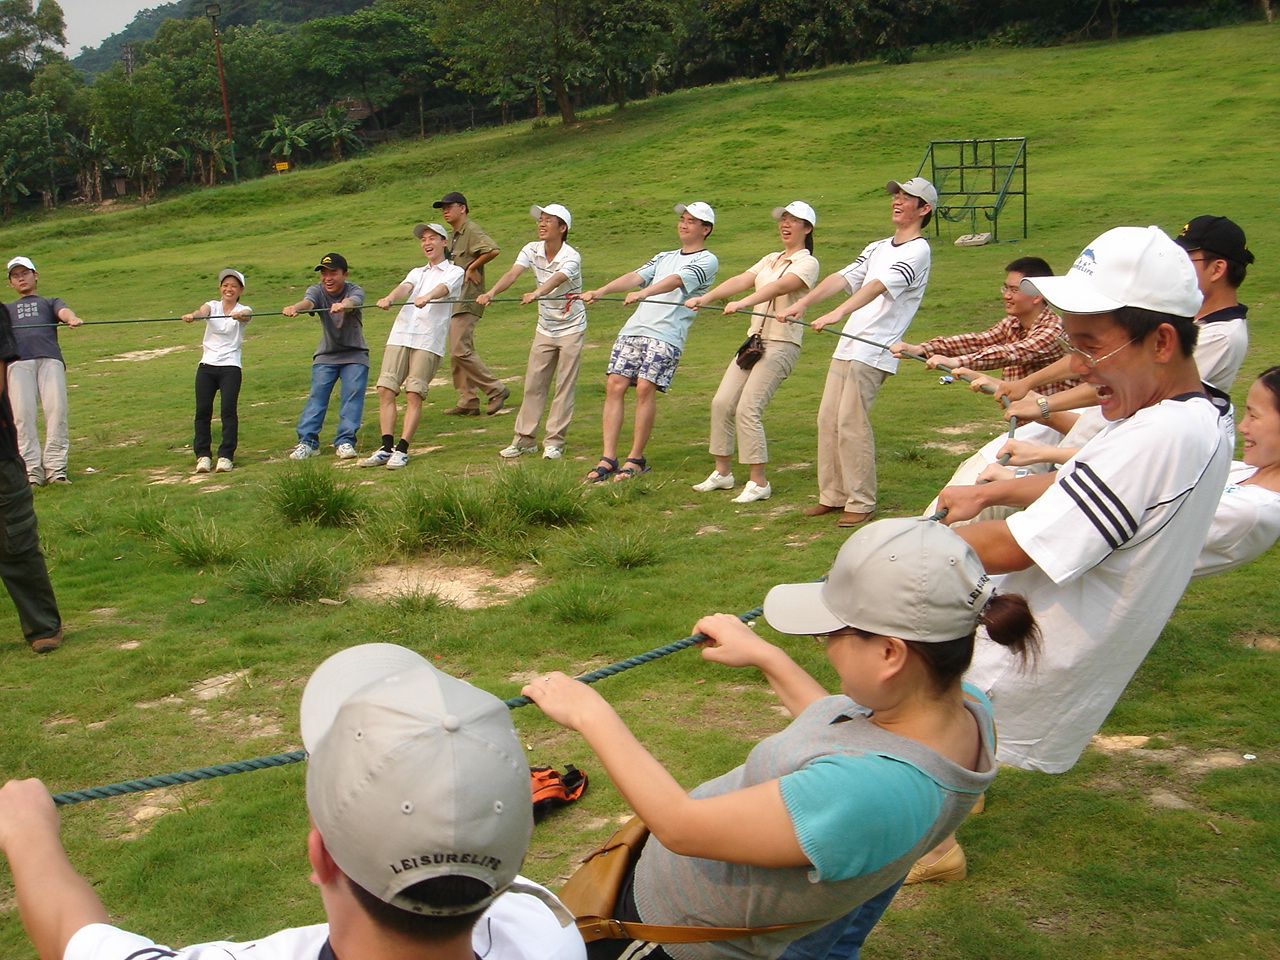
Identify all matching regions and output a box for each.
[763,518,994,642]
[886,177,938,208]
[301,643,534,917]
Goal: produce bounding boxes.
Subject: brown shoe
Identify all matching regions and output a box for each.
[802,503,840,517]
[904,842,967,885]
[486,386,511,416]
[30,630,63,654]
[444,404,480,416]
[837,511,872,527]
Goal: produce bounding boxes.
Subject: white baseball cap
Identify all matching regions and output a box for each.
[763,518,994,642]
[674,201,715,225]
[530,203,572,231]
[886,178,938,208]
[771,201,818,226]
[1020,225,1202,317]
[7,256,35,275]
[413,222,448,240]
[218,268,245,287]
[301,644,536,917]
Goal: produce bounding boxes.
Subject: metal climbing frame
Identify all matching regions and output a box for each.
[915,137,1027,243]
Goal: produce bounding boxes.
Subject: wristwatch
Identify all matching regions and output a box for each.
[1037,396,1051,420]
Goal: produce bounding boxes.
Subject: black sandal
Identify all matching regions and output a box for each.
[585,456,619,482]
[612,457,650,481]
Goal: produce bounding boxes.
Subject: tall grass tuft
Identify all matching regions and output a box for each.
[119,496,171,541]
[163,512,244,567]
[492,464,589,527]
[562,529,666,569]
[236,544,357,604]
[268,462,364,527]
[530,578,619,624]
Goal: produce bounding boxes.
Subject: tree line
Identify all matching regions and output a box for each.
[0,0,1266,218]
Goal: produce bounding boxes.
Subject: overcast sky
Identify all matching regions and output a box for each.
[57,0,158,55]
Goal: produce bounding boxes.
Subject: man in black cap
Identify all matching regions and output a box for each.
[434,192,507,416]
[1172,215,1254,391]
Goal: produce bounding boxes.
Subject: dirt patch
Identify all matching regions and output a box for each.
[935,422,991,435]
[1085,735,1256,810]
[349,561,538,609]
[112,788,206,840]
[91,607,118,618]
[695,525,725,536]
[98,346,187,363]
[924,440,977,455]
[1240,634,1280,653]
[191,670,250,700]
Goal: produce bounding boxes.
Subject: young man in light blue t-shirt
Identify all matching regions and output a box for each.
[580,202,718,481]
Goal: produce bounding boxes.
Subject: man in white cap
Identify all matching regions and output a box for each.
[5,256,83,486]
[478,203,586,461]
[362,224,465,470]
[0,643,585,960]
[580,202,718,481]
[778,179,935,527]
[937,225,1235,777]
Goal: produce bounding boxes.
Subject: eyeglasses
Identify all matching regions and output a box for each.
[813,627,858,644]
[1000,284,1023,296]
[1054,334,1140,368]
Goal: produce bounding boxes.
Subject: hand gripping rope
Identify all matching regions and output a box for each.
[49,604,763,807]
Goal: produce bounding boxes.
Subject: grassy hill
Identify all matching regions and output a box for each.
[3,21,1279,959]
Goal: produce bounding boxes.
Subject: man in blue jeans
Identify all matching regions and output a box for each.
[282,252,369,460]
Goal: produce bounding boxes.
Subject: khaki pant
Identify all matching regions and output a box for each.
[708,340,800,465]
[8,358,68,483]
[449,312,504,407]
[816,358,889,513]
[512,329,584,448]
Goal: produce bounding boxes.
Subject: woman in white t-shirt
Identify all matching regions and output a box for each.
[685,202,820,504]
[183,269,251,473]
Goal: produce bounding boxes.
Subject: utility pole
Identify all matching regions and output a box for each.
[205,4,239,184]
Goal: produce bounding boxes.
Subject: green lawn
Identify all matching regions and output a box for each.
[1,21,1278,959]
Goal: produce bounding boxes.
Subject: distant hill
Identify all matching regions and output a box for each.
[71,0,374,77]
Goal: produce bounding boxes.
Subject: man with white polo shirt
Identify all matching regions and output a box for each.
[362,223,465,470]
[580,202,718,481]
[0,642,586,960]
[478,203,586,461]
[937,225,1235,776]
[779,179,934,526]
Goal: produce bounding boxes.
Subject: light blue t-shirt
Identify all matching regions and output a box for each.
[618,247,718,351]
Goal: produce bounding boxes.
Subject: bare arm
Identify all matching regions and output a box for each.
[686,271,757,309]
[281,298,315,318]
[693,613,829,716]
[0,780,111,960]
[55,307,83,328]
[776,271,851,321]
[581,270,644,304]
[465,249,501,287]
[413,283,452,308]
[377,281,413,310]
[725,273,808,314]
[477,263,527,306]
[524,270,569,304]
[937,472,1057,524]
[624,272,685,306]
[954,520,1035,574]
[810,278,887,332]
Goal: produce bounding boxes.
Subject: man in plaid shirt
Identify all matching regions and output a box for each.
[893,257,1080,394]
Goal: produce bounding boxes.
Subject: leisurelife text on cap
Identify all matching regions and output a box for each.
[763,517,994,642]
[218,268,245,287]
[314,252,349,272]
[674,201,715,224]
[1020,225,1202,318]
[433,191,467,208]
[530,203,573,231]
[1173,215,1254,266]
[414,222,448,240]
[886,178,939,208]
[301,643,533,917]
[772,201,818,226]
[7,256,35,274]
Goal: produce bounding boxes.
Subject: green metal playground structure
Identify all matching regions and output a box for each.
[915,137,1027,244]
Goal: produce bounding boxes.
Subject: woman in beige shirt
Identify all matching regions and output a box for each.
[686,202,819,503]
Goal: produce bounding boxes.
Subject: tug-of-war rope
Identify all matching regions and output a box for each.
[51,604,764,806]
[48,295,1026,805]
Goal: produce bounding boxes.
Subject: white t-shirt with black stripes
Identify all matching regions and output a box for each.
[965,390,1234,774]
[833,236,931,373]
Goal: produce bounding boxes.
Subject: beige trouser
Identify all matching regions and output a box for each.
[816,358,889,513]
[512,329,584,448]
[708,340,800,465]
[449,312,504,407]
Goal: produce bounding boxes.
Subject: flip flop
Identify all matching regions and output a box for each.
[612,457,650,481]
[585,456,619,482]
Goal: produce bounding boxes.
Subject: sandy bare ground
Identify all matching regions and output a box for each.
[348,561,538,609]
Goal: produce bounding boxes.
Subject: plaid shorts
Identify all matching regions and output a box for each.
[607,335,682,392]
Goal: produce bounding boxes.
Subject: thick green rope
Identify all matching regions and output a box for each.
[51,604,764,806]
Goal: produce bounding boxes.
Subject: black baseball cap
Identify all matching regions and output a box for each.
[1174,216,1254,266]
[314,252,349,272]
[433,191,468,208]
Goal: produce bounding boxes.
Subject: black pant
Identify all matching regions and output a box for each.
[0,457,60,642]
[194,364,242,460]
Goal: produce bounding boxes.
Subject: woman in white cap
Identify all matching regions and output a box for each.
[684,202,819,503]
[182,269,252,473]
[524,517,1037,960]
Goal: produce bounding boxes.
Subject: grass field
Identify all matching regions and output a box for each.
[2,21,1279,959]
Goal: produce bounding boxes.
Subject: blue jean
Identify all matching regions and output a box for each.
[777,879,904,960]
[296,363,368,449]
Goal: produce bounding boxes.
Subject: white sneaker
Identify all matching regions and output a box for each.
[360,449,392,467]
[215,458,234,473]
[731,480,772,503]
[335,443,358,459]
[542,445,563,460]
[195,456,213,474]
[500,444,536,459]
[386,449,409,470]
[290,443,319,460]
[692,470,735,492]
